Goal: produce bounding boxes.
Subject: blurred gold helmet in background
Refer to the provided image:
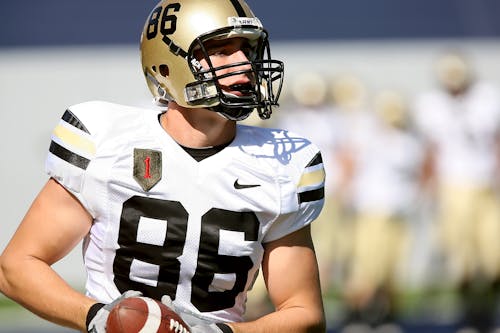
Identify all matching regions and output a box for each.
[373,89,408,129]
[292,72,328,108]
[435,51,473,95]
[330,74,367,111]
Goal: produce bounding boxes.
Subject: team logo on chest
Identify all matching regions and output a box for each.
[133,148,162,191]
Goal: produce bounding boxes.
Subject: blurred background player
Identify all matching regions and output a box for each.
[328,73,375,300]
[414,51,500,333]
[338,89,427,332]
[330,73,375,211]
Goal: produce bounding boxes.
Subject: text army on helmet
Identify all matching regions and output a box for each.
[140,0,284,121]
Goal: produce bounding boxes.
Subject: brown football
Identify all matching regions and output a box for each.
[106,296,190,333]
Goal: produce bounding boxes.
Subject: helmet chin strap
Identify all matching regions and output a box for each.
[210,101,254,121]
[211,82,272,121]
[212,106,254,121]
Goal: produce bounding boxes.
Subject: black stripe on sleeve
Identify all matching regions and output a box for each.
[62,110,90,134]
[49,141,90,170]
[306,152,323,168]
[298,187,325,204]
[230,0,247,16]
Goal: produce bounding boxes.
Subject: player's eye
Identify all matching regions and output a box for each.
[242,46,257,61]
[209,48,226,57]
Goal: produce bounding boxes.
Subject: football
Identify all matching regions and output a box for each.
[106,296,190,333]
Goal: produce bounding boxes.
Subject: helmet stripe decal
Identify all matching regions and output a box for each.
[162,35,188,58]
[229,0,247,17]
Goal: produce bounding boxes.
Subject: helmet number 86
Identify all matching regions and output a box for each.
[146,3,181,40]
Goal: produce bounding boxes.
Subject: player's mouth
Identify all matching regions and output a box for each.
[224,83,254,96]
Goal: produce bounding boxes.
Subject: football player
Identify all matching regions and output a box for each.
[414,51,500,333]
[340,90,426,331]
[0,1,327,333]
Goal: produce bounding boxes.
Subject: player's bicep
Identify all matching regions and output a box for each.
[262,225,324,311]
[4,178,92,265]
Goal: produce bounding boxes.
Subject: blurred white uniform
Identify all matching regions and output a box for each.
[350,125,424,218]
[414,81,500,281]
[415,82,500,188]
[345,118,425,296]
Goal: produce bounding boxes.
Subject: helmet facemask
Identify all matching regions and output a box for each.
[185,26,284,121]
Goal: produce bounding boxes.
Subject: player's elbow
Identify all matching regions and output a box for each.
[0,253,22,297]
[0,256,10,295]
[307,311,326,333]
[290,305,326,333]
[298,302,327,333]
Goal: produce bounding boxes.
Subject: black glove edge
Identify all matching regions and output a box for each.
[216,323,234,333]
[86,302,105,331]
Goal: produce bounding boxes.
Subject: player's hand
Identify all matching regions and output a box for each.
[86,290,142,333]
[160,295,233,333]
[161,295,205,326]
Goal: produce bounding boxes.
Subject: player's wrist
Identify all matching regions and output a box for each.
[86,302,105,331]
[216,323,234,333]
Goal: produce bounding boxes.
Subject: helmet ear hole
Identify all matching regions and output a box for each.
[159,64,169,77]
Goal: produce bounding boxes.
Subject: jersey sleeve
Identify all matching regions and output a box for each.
[263,141,326,243]
[45,102,103,217]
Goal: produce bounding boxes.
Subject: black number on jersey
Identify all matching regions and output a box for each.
[146,3,180,40]
[113,196,259,312]
[113,197,187,299]
[193,208,259,311]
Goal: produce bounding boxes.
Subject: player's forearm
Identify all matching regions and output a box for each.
[229,306,326,333]
[0,254,93,331]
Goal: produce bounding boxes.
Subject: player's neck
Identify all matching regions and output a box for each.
[161,103,236,148]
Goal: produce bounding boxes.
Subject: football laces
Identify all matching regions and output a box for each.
[170,318,190,333]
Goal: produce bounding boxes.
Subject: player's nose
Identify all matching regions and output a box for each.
[230,50,252,68]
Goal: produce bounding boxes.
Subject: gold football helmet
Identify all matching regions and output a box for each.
[435,51,473,95]
[140,0,284,120]
[373,89,408,129]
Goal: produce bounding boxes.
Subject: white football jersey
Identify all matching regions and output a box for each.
[350,125,425,217]
[45,101,325,323]
[414,82,500,187]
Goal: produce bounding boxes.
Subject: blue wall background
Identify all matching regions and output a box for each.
[1,0,500,47]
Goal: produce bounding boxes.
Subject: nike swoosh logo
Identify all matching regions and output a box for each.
[234,179,261,189]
